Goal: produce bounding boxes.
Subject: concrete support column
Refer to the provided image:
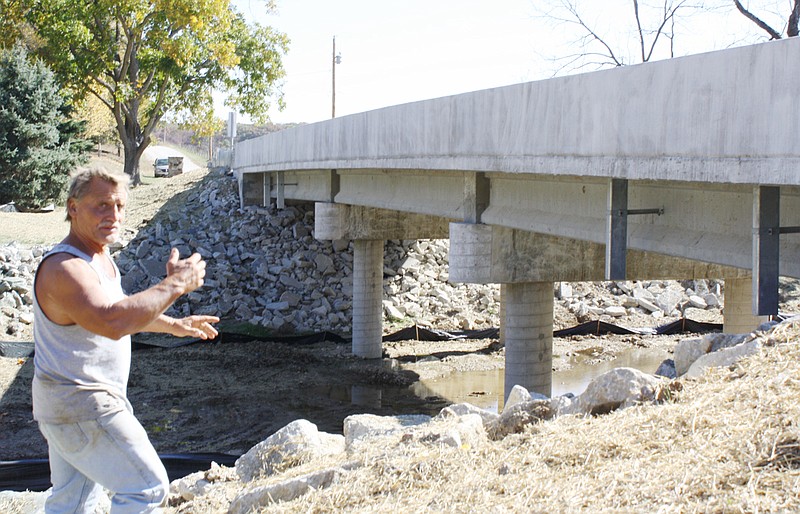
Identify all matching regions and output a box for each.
[352,239,384,358]
[499,284,506,344]
[503,282,553,400]
[723,277,768,334]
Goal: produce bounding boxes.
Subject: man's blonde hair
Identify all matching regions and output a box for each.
[65,166,130,222]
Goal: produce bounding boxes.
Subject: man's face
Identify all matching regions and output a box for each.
[68,178,128,247]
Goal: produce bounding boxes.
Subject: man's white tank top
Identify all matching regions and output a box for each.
[32,243,133,423]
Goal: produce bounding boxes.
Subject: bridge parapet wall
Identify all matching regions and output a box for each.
[235,38,800,187]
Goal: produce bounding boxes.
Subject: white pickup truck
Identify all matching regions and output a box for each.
[153,156,183,177]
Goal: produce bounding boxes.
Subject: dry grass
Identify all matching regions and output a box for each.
[172,320,800,513]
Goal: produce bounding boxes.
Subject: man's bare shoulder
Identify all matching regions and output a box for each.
[36,251,100,298]
[38,251,90,277]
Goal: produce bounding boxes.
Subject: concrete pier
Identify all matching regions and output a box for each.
[723,277,769,334]
[352,239,384,358]
[503,282,554,398]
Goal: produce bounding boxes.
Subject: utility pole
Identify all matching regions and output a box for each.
[332,36,341,118]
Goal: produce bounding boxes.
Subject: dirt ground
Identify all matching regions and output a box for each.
[0,329,683,461]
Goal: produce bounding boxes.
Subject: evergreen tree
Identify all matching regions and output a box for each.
[0,45,88,210]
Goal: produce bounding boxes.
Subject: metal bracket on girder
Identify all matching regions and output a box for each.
[753,186,799,316]
[329,169,340,202]
[606,178,664,281]
[273,171,299,209]
[275,171,285,209]
[464,172,490,224]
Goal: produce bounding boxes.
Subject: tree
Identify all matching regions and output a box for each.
[0,0,32,49]
[0,46,88,210]
[535,1,709,73]
[20,0,288,185]
[76,93,119,153]
[733,0,800,39]
[171,104,226,161]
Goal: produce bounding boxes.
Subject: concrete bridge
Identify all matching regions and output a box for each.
[230,38,800,400]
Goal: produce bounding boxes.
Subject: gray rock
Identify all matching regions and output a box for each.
[604,305,627,317]
[436,402,499,427]
[655,359,677,379]
[686,340,761,379]
[688,295,708,309]
[656,289,683,315]
[574,367,663,415]
[706,333,749,352]
[235,419,345,482]
[229,467,342,514]
[343,413,431,451]
[673,337,711,376]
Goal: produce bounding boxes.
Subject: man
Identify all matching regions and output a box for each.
[32,167,219,513]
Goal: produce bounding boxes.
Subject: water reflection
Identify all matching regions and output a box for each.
[350,385,382,408]
[408,347,670,413]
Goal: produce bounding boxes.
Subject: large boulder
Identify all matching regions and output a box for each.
[436,401,500,427]
[572,367,664,415]
[228,466,346,514]
[685,340,761,379]
[343,413,431,451]
[674,337,712,376]
[235,419,345,482]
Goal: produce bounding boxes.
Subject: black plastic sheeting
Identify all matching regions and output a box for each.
[1,318,726,358]
[552,318,723,337]
[0,453,238,493]
[128,317,726,347]
[0,341,34,358]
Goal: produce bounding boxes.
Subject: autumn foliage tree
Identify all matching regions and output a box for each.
[19,0,288,184]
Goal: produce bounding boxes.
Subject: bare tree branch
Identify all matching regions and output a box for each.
[733,0,782,40]
[564,0,624,66]
[788,0,800,37]
[633,0,647,62]
[642,0,686,62]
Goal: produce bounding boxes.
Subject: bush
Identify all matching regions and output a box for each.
[0,46,88,210]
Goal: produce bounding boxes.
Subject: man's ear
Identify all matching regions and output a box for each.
[67,198,77,218]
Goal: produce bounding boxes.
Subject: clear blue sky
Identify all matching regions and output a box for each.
[230,0,764,125]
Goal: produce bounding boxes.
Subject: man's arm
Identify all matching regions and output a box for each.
[37,248,208,340]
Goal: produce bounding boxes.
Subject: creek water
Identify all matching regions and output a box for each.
[318,347,671,420]
[407,347,670,413]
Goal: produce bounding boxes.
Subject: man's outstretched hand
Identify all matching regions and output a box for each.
[170,315,220,340]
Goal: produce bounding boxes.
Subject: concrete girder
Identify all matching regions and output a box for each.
[483,176,800,279]
[239,170,341,207]
[449,223,748,284]
[334,169,466,219]
[315,202,450,241]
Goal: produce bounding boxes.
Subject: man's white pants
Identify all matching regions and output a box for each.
[38,408,169,513]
